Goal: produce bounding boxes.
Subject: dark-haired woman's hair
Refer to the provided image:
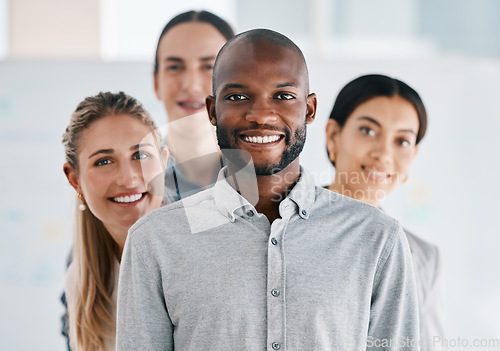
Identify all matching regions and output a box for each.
[329,74,427,144]
[154,10,234,74]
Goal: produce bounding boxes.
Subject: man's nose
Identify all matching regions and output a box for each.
[244,99,279,125]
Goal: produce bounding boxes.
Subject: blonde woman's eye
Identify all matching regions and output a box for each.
[360,126,375,136]
[95,158,111,166]
[134,151,149,160]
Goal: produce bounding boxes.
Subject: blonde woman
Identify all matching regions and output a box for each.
[62,91,167,350]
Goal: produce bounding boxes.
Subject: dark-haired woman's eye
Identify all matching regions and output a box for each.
[166,64,182,71]
[398,139,411,148]
[360,126,375,136]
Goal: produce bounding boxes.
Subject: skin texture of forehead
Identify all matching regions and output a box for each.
[213,34,309,96]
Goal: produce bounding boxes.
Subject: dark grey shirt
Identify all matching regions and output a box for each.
[117,168,419,350]
[163,153,223,204]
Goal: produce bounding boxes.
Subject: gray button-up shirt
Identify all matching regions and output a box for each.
[117,168,419,350]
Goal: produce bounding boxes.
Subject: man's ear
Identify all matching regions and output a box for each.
[325,119,341,161]
[305,93,317,125]
[63,163,81,193]
[153,72,161,100]
[206,95,217,126]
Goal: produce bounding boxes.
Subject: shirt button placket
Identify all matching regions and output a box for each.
[267,215,287,351]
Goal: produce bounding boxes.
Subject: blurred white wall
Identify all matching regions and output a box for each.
[0,0,6,59]
[0,0,499,350]
[9,0,100,59]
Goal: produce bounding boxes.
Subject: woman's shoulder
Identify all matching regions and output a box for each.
[403,228,443,279]
[404,229,440,259]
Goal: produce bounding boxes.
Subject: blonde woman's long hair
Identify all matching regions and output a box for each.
[62,91,158,350]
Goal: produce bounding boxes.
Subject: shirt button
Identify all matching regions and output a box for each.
[271,238,278,245]
[272,342,281,350]
[246,210,254,217]
[301,209,307,216]
[271,289,280,297]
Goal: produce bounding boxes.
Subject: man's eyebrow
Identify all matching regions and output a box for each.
[88,149,113,159]
[276,82,296,88]
[358,116,416,134]
[220,83,248,91]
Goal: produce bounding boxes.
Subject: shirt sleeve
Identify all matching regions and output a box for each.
[116,228,174,351]
[367,224,420,350]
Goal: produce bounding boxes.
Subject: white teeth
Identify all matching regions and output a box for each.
[113,193,143,203]
[243,135,280,144]
[365,168,389,179]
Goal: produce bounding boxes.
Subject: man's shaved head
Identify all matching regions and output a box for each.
[212,28,309,97]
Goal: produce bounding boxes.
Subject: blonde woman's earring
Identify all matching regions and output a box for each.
[78,193,86,211]
[329,152,335,163]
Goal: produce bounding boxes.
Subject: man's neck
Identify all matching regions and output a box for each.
[227,159,301,223]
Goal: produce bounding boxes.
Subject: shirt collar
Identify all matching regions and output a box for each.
[213,166,316,221]
[284,166,315,219]
[213,167,255,222]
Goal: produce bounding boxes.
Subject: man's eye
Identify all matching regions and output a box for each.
[226,94,247,101]
[275,93,294,100]
[360,126,376,136]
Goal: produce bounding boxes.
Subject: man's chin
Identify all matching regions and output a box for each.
[254,164,283,176]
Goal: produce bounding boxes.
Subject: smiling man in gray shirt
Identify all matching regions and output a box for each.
[116,29,419,351]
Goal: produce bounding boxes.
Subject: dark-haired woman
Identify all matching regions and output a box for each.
[153,10,234,201]
[325,74,445,350]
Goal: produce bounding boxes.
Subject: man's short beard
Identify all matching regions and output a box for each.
[216,116,307,176]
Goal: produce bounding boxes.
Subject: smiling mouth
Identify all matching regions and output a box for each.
[362,166,391,179]
[111,193,146,203]
[242,135,282,144]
